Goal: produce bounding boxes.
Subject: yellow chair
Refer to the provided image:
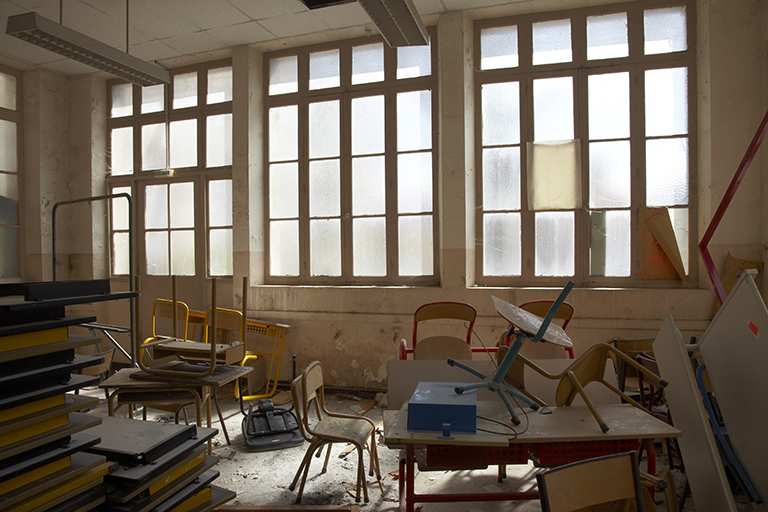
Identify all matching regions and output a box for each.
[536,451,645,512]
[289,361,381,503]
[138,298,190,367]
[399,301,477,360]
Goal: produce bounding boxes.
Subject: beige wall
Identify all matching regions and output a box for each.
[17,0,766,390]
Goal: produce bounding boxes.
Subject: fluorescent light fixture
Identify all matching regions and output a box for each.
[357,0,428,47]
[6,12,169,86]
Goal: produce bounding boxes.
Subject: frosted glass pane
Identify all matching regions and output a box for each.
[645,68,688,137]
[209,179,232,227]
[207,113,232,167]
[142,123,167,171]
[309,159,340,218]
[0,174,18,224]
[146,231,169,275]
[145,185,168,229]
[309,101,339,159]
[589,141,631,208]
[483,212,521,276]
[270,162,299,218]
[270,220,299,276]
[112,232,129,275]
[269,105,298,162]
[353,217,386,276]
[399,215,433,276]
[171,230,195,275]
[110,127,133,176]
[352,156,385,216]
[590,210,630,277]
[309,49,340,90]
[533,19,572,65]
[397,90,431,151]
[310,219,341,276]
[483,147,520,211]
[111,83,132,118]
[170,182,194,229]
[669,207,689,274]
[535,211,574,276]
[170,119,197,168]
[397,44,431,78]
[352,43,384,84]
[589,72,629,140]
[173,72,197,109]
[270,56,298,95]
[646,138,688,207]
[398,152,432,214]
[533,77,574,142]
[141,84,164,114]
[111,187,131,230]
[210,228,233,276]
[587,13,628,60]
[480,26,518,70]
[0,72,17,110]
[0,120,18,172]
[207,66,232,104]
[351,96,384,156]
[481,82,520,146]
[0,227,20,278]
[645,7,687,55]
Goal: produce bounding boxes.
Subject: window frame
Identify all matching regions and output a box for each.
[474,0,697,288]
[106,59,234,279]
[264,31,439,286]
[0,63,23,283]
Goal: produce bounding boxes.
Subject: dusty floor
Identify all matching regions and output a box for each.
[80,380,709,512]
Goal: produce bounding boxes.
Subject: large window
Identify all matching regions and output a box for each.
[0,65,21,280]
[475,1,695,286]
[265,34,437,285]
[107,60,233,277]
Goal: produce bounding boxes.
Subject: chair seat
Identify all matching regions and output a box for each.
[314,416,373,446]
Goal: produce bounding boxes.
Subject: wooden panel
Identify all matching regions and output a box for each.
[697,269,768,503]
[652,315,737,512]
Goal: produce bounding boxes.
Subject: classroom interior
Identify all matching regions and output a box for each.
[1,0,767,510]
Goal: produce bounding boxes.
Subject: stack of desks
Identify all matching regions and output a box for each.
[0,280,137,511]
[82,416,234,512]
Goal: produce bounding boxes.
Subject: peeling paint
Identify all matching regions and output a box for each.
[351,360,359,369]
[335,338,345,353]
[363,363,387,385]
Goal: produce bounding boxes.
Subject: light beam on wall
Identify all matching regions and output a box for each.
[6,12,170,86]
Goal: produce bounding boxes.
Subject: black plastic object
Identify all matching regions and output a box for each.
[241,398,303,452]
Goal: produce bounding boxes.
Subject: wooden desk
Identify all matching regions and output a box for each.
[100,365,252,451]
[384,403,680,512]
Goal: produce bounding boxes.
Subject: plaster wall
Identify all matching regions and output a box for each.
[15,0,768,389]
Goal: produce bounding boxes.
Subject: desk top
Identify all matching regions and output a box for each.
[100,365,251,389]
[492,296,572,348]
[385,403,680,447]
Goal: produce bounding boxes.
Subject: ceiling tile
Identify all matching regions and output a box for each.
[258,10,330,38]
[160,0,251,30]
[124,39,183,62]
[412,0,448,15]
[311,2,371,29]
[205,21,275,47]
[227,0,307,21]
[161,30,230,56]
[121,0,200,39]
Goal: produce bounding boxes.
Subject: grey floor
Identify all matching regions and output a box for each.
[80,381,700,511]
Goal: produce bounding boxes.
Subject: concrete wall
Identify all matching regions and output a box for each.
[16,0,767,391]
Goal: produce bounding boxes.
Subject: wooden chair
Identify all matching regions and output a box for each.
[399,301,477,360]
[536,451,645,512]
[289,361,381,503]
[288,374,331,489]
[501,300,575,358]
[496,342,667,433]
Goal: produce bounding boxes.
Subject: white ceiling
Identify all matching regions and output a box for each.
[0,0,523,77]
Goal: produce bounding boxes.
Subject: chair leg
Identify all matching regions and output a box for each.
[321,443,332,473]
[566,371,608,433]
[212,389,231,445]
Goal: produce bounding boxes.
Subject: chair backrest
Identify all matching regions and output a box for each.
[204,307,243,344]
[536,451,644,512]
[407,302,476,359]
[151,299,190,340]
[519,300,574,330]
[290,374,312,442]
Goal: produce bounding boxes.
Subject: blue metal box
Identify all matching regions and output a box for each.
[407,381,477,433]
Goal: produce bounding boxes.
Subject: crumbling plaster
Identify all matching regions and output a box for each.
[15,0,768,390]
